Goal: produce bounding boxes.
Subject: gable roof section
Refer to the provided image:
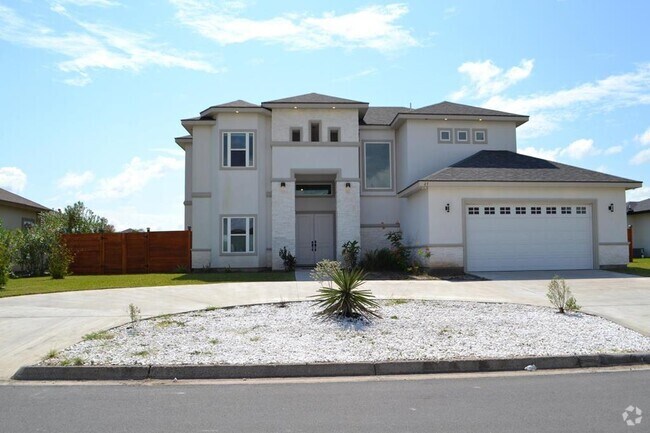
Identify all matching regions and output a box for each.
[627,198,650,214]
[411,101,527,118]
[0,187,50,212]
[361,106,410,126]
[262,92,367,105]
[400,151,640,195]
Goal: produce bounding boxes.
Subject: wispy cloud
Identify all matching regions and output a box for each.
[520,138,610,162]
[630,149,650,165]
[57,171,95,189]
[443,6,457,19]
[626,186,650,202]
[634,127,650,145]
[451,59,534,100]
[333,67,378,82]
[79,156,183,200]
[171,0,419,52]
[450,59,650,138]
[0,167,27,193]
[55,0,121,7]
[0,4,217,86]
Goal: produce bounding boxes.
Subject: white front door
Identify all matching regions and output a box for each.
[296,213,335,265]
[465,203,594,272]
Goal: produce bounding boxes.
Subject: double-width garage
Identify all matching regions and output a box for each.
[465,203,593,272]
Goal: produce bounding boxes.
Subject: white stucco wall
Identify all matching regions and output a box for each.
[272,180,296,270]
[271,146,359,179]
[628,213,650,253]
[336,181,360,261]
[271,108,359,142]
[403,183,630,269]
[183,145,193,230]
[397,120,518,191]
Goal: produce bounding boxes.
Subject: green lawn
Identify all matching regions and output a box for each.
[0,271,295,298]
[613,258,650,277]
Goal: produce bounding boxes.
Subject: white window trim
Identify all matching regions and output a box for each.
[455,128,470,143]
[221,216,255,254]
[438,128,452,143]
[363,141,393,190]
[222,131,255,168]
[472,128,487,144]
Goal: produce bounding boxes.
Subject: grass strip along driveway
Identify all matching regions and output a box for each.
[614,258,650,278]
[0,272,295,298]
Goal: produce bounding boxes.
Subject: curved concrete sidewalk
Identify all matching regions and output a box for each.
[0,269,648,380]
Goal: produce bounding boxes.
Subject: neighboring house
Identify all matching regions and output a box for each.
[0,187,50,230]
[176,93,642,272]
[627,199,650,256]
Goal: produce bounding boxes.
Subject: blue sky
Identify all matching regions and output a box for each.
[1,0,649,230]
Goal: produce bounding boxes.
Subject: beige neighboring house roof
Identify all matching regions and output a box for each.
[0,187,50,212]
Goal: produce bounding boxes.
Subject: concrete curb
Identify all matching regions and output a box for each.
[12,353,650,381]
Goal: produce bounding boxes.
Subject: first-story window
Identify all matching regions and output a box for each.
[222,217,255,253]
[223,132,254,167]
[364,142,392,189]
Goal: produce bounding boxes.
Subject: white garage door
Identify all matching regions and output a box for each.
[466,203,593,272]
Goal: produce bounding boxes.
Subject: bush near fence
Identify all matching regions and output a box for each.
[62,231,191,275]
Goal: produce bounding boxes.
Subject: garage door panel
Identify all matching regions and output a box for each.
[466,203,593,272]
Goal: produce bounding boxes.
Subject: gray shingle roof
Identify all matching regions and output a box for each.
[262,92,367,105]
[0,187,50,212]
[417,151,640,184]
[361,106,410,125]
[411,101,527,118]
[211,99,259,108]
[627,198,650,214]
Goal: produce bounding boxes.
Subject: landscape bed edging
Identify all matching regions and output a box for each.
[12,353,650,381]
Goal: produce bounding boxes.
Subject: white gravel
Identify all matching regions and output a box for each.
[44,301,650,366]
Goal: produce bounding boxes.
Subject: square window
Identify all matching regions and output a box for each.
[291,128,301,142]
[473,129,487,143]
[515,207,526,215]
[222,216,255,254]
[439,129,452,142]
[546,207,557,215]
[456,129,469,142]
[222,132,254,168]
[500,206,511,215]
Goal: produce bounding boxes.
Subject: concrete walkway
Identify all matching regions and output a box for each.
[0,270,648,380]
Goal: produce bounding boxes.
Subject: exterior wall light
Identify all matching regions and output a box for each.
[608,203,614,212]
[280,182,286,189]
[445,203,450,213]
[345,182,351,190]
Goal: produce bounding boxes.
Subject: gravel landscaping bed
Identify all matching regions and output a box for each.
[42,301,650,366]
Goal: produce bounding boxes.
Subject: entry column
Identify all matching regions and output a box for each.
[335,180,360,261]
[272,180,296,270]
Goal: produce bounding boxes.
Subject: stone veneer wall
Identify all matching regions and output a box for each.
[271,181,296,270]
[335,181,360,261]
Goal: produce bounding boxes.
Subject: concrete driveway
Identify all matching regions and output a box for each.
[0,269,648,380]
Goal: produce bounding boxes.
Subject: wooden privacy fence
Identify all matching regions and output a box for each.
[62,231,192,275]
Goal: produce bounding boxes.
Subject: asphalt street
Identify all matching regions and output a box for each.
[1,368,648,432]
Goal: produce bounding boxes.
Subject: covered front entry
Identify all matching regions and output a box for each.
[465,202,594,272]
[296,213,335,265]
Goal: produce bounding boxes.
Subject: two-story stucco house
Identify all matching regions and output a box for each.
[176,93,641,272]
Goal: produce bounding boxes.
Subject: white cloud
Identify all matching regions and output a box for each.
[333,67,378,82]
[626,186,650,202]
[443,7,457,19]
[0,167,27,193]
[171,1,419,52]
[520,138,601,162]
[0,4,217,86]
[630,148,650,165]
[80,156,184,200]
[57,171,95,189]
[451,59,534,99]
[634,127,650,145]
[603,145,623,155]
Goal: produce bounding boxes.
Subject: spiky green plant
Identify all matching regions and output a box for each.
[312,267,380,320]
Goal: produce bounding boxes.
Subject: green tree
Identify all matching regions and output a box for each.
[59,202,114,233]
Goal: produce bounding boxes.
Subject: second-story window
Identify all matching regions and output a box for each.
[364,142,392,189]
[222,132,254,168]
[291,128,301,142]
[310,121,320,142]
[329,128,340,142]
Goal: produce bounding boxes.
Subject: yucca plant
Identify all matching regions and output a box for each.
[312,267,381,320]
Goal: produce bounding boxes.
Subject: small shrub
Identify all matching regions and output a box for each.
[209,338,220,345]
[128,303,141,327]
[386,298,409,306]
[72,357,84,366]
[278,246,296,272]
[48,237,73,279]
[386,231,410,271]
[547,276,581,313]
[133,350,149,357]
[312,267,380,320]
[360,248,401,271]
[310,259,342,289]
[174,264,188,273]
[0,240,10,289]
[341,240,360,270]
[156,319,185,328]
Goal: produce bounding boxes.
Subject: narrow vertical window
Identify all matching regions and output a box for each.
[291,128,301,142]
[310,121,320,142]
[329,128,340,142]
[364,142,392,189]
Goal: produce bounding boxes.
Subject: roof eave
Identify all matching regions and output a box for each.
[199,107,271,117]
[175,136,192,149]
[180,118,216,134]
[391,113,529,128]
